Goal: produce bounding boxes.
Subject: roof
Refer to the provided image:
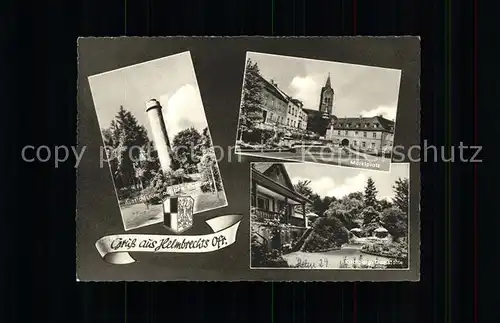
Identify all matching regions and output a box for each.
[252,162,275,174]
[251,168,313,205]
[256,73,289,103]
[256,73,305,108]
[331,116,395,132]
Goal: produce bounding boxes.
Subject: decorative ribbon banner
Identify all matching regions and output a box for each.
[95,214,243,265]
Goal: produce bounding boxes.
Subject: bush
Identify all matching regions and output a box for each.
[251,238,289,268]
[241,129,276,144]
[301,216,349,252]
[380,207,408,241]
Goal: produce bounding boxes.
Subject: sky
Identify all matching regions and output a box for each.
[246,52,402,120]
[88,51,208,140]
[284,163,409,201]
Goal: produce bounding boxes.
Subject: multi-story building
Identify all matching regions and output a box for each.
[255,73,307,132]
[325,116,395,152]
[250,163,313,251]
[298,105,309,130]
[286,98,307,131]
[256,75,288,129]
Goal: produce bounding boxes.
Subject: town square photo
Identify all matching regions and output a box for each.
[250,162,410,269]
[88,51,228,231]
[77,37,420,281]
[235,52,402,172]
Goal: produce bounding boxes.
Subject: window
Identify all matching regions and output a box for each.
[288,106,291,113]
[363,132,367,137]
[257,196,270,210]
[374,124,378,128]
[287,118,290,126]
[372,132,377,138]
[353,140,357,145]
[362,141,366,148]
[337,131,341,135]
[371,142,376,149]
[345,130,349,136]
[355,131,359,135]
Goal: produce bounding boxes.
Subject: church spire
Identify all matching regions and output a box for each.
[325,73,331,88]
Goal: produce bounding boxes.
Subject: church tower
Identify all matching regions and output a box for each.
[318,73,334,115]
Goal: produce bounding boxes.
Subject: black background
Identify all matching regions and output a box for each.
[77,37,420,282]
[1,0,491,322]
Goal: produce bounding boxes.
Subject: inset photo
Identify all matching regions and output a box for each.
[236,52,402,172]
[88,51,228,231]
[250,162,410,269]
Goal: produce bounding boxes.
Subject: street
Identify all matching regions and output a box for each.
[239,149,391,171]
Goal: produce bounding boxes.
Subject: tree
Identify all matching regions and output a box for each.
[171,127,204,174]
[378,198,393,211]
[201,127,212,150]
[198,151,223,193]
[362,206,381,236]
[104,106,150,191]
[347,191,364,201]
[380,207,408,241]
[364,177,378,208]
[311,195,336,216]
[294,180,314,199]
[238,58,265,140]
[326,196,363,229]
[393,178,409,215]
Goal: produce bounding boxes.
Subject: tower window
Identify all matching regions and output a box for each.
[372,132,377,138]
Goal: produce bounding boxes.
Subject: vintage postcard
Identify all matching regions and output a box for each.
[88,52,228,231]
[77,37,419,281]
[235,52,402,172]
[250,162,411,270]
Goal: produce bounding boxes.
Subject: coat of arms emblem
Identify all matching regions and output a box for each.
[162,196,195,234]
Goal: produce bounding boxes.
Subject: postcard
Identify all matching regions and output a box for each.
[235,52,402,172]
[87,52,228,231]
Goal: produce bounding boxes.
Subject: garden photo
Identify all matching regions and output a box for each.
[250,162,410,269]
[235,52,402,172]
[88,52,227,231]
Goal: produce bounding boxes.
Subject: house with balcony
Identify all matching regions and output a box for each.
[250,163,313,251]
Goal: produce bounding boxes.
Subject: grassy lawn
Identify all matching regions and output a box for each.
[194,190,227,212]
[121,203,163,231]
[119,182,227,230]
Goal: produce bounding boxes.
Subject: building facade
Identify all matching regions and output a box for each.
[258,76,289,128]
[325,116,395,153]
[250,163,313,251]
[255,73,308,132]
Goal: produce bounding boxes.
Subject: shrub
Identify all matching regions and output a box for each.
[250,239,289,268]
[380,207,408,241]
[301,216,349,252]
